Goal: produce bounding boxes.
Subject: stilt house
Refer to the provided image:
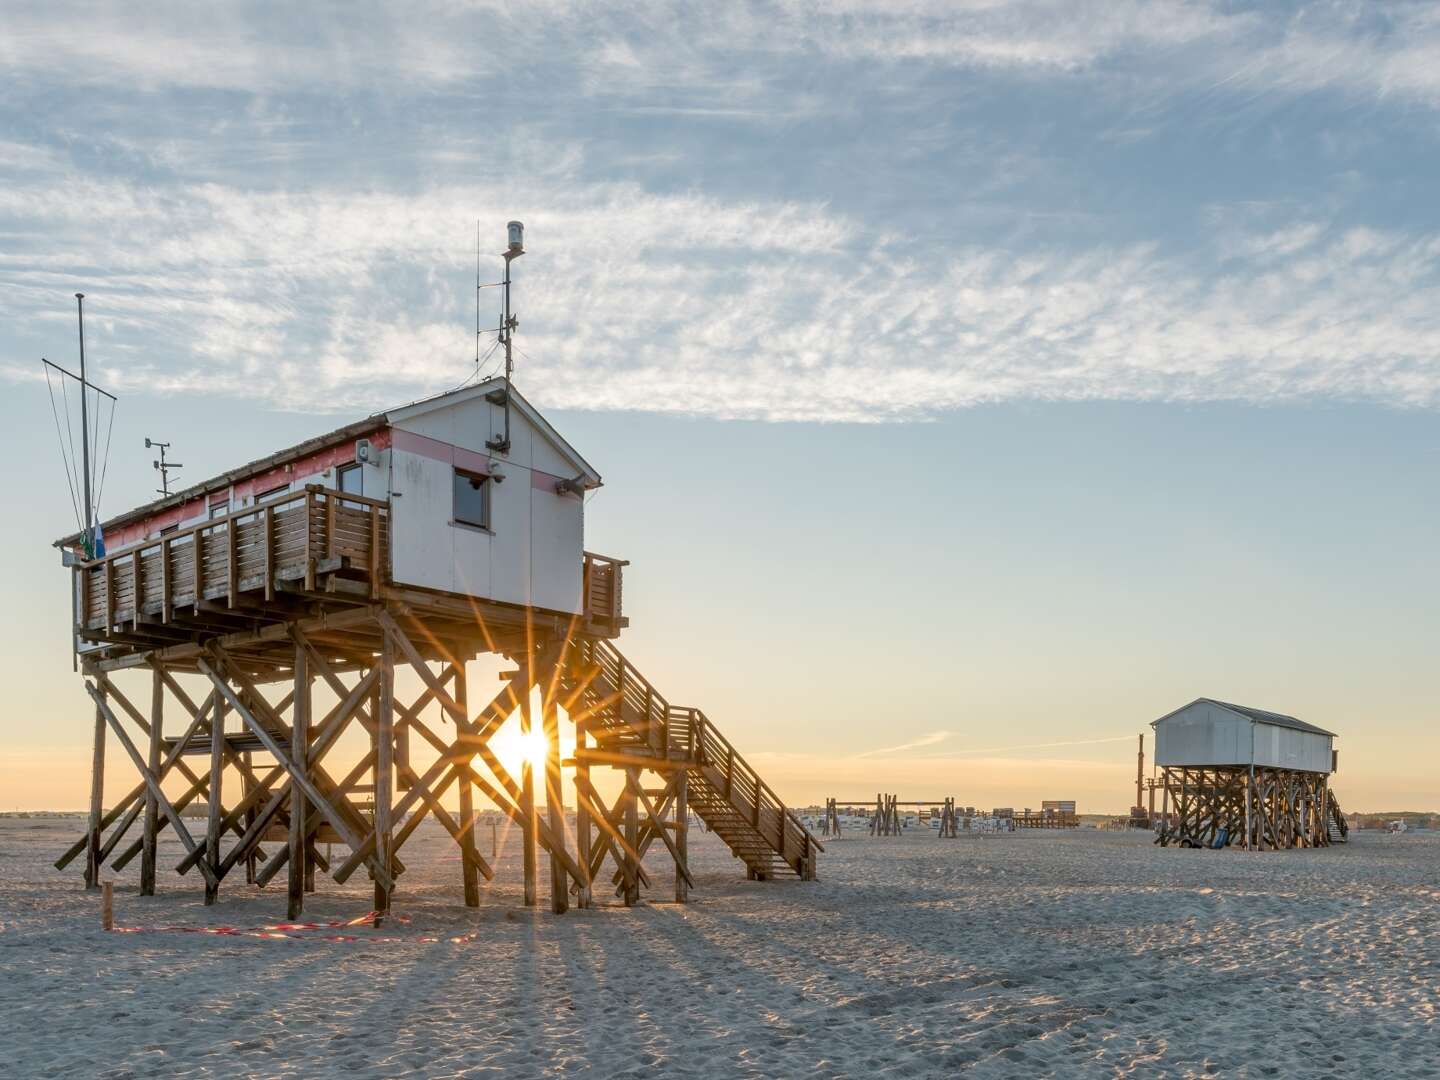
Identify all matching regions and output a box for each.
[1151,698,1346,850]
[55,377,820,918]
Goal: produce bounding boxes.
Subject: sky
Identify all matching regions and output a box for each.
[2,1,1438,814]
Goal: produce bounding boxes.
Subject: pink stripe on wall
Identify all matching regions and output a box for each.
[107,428,390,548]
[391,428,569,489]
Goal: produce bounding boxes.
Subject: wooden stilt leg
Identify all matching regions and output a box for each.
[455,664,480,908]
[140,665,162,896]
[374,637,395,922]
[542,657,569,915]
[85,684,107,890]
[674,767,689,904]
[519,659,538,908]
[574,711,593,909]
[288,641,309,920]
[204,692,224,905]
[242,752,257,884]
[623,768,640,907]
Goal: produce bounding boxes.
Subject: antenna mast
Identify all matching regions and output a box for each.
[76,293,93,557]
[146,438,183,496]
[486,220,525,454]
[483,218,489,371]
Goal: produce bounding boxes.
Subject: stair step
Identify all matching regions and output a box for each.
[559,637,814,880]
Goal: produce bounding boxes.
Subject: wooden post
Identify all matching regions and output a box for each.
[453,664,480,907]
[374,635,395,922]
[242,751,258,884]
[541,654,568,915]
[1245,763,1254,851]
[101,880,113,931]
[674,766,689,904]
[622,769,640,907]
[575,710,593,909]
[1160,768,1170,844]
[204,688,224,905]
[519,658,538,908]
[140,664,162,896]
[85,681,107,890]
[288,641,309,919]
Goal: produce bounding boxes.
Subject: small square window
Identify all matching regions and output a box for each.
[208,499,229,520]
[337,462,363,496]
[256,483,290,504]
[453,468,490,529]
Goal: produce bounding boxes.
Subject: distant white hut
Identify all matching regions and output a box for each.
[1150,698,1344,850]
[1153,698,1336,775]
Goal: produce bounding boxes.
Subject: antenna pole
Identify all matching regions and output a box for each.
[475,220,481,371]
[488,220,524,454]
[483,220,489,371]
[76,293,94,557]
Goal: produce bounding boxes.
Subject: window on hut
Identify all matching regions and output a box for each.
[256,483,290,504]
[208,499,230,520]
[453,468,489,530]
[337,462,363,497]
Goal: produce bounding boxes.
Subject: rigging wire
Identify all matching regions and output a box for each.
[92,392,117,521]
[43,364,84,534]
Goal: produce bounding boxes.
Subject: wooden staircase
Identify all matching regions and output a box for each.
[561,636,821,881]
[1327,792,1349,844]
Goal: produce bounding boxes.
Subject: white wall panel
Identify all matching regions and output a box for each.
[389,449,455,593]
[1155,700,1333,773]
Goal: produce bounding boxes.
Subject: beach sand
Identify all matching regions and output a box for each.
[0,817,1436,1078]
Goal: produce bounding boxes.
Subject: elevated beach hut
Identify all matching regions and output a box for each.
[1151,698,1345,850]
[54,374,819,919]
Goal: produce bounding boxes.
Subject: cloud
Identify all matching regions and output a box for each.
[4,170,1440,421]
[858,731,955,758]
[4,1,1440,113]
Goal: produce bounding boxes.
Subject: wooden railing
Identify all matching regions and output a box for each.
[581,551,627,634]
[570,635,821,874]
[76,485,390,632]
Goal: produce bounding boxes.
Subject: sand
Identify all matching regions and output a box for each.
[0,817,1436,1078]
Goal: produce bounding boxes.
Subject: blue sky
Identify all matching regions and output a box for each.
[2,1,1438,811]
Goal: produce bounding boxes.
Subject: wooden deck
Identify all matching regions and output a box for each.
[72,484,626,669]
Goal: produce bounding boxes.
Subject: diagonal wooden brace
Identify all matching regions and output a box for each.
[197,656,393,892]
[84,681,218,889]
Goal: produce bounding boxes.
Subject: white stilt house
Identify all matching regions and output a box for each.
[64,378,621,639]
[56,376,819,918]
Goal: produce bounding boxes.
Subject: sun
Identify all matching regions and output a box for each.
[489,720,562,777]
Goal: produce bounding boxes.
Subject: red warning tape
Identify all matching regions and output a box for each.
[110,912,482,944]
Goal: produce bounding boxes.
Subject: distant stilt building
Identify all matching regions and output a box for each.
[1151,698,1347,850]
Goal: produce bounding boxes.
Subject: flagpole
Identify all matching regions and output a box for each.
[76,293,93,557]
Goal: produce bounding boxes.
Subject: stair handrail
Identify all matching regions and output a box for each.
[684,703,826,855]
[578,637,825,861]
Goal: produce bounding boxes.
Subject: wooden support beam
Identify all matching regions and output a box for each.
[574,710,593,909]
[140,664,163,895]
[674,767,689,904]
[573,771,649,892]
[622,769,640,906]
[84,682,106,890]
[454,665,480,908]
[197,655,392,891]
[519,655,538,908]
[204,690,224,905]
[373,633,396,921]
[541,653,568,915]
[84,681,218,889]
[288,639,309,919]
